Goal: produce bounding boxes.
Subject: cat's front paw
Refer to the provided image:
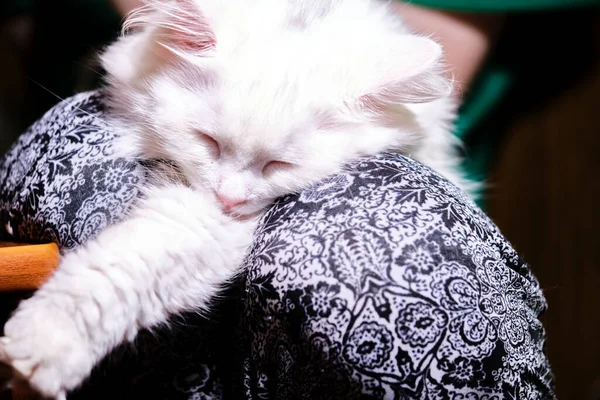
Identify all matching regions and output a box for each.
[0,297,94,399]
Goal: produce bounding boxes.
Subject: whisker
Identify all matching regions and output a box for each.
[72,59,107,80]
[27,77,119,131]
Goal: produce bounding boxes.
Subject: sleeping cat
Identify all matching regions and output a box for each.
[0,0,471,397]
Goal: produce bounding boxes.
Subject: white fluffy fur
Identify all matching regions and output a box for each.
[1,185,255,398]
[0,0,473,397]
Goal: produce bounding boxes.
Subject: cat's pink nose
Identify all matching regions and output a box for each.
[216,193,247,210]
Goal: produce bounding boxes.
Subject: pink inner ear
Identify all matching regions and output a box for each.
[350,36,448,110]
[161,0,216,55]
[356,93,386,114]
[347,92,399,122]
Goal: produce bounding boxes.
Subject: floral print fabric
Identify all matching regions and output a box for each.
[0,91,556,399]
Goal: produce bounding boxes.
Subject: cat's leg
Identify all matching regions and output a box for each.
[0,185,255,399]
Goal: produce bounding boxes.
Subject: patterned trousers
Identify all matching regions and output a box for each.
[0,92,556,399]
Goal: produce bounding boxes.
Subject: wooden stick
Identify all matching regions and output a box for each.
[0,242,60,291]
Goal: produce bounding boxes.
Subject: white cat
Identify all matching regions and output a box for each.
[0,0,472,398]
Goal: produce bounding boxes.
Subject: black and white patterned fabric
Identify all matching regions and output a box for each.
[0,92,141,248]
[0,91,556,399]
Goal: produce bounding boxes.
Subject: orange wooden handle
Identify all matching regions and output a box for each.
[0,242,60,291]
[0,242,59,400]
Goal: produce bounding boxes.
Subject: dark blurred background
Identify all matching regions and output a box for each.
[0,1,598,399]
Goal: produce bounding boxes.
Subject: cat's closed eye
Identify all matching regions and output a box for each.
[262,160,294,175]
[196,131,220,157]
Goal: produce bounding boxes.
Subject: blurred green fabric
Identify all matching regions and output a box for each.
[408,0,598,206]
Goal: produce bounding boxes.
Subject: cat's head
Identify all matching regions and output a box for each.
[102,0,451,216]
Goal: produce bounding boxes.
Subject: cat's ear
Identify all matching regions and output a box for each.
[351,36,451,114]
[101,0,216,85]
[149,0,217,58]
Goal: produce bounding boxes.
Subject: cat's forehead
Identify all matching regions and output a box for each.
[219,96,310,149]
[221,39,353,101]
[218,75,321,138]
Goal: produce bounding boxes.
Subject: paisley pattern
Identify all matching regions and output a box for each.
[0,91,556,399]
[0,92,142,248]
